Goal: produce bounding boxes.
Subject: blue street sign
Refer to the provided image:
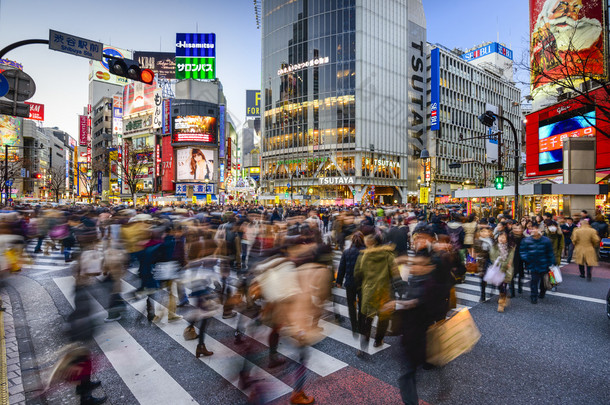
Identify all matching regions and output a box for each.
[5,180,13,187]
[287,183,291,188]
[0,74,8,98]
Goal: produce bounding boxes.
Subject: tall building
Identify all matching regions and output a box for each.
[90,97,113,195]
[260,0,427,205]
[427,43,521,199]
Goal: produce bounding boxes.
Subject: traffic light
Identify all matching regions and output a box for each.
[478,111,497,128]
[494,174,505,190]
[108,58,155,84]
[32,173,41,179]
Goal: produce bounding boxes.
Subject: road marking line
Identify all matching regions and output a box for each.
[54,276,198,404]
[120,281,293,401]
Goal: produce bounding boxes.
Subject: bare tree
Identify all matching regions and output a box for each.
[76,161,104,203]
[517,2,610,137]
[46,166,66,202]
[110,144,153,205]
[0,154,28,204]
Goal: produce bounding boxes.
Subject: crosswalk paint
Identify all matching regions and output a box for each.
[53,276,198,404]
[120,281,294,401]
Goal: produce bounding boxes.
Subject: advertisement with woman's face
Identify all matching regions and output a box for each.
[176,148,214,181]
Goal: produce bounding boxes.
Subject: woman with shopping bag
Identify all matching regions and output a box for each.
[488,232,514,313]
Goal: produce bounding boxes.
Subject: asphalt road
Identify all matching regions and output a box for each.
[6,241,610,405]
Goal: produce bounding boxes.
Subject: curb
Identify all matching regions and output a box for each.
[0,292,24,405]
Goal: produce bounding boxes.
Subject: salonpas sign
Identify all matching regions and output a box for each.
[318,177,355,185]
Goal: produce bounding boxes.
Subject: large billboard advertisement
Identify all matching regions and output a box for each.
[176,148,214,181]
[175,33,216,80]
[78,115,88,146]
[246,90,261,118]
[133,51,176,79]
[0,115,21,147]
[173,116,217,143]
[530,0,606,109]
[430,49,440,131]
[525,87,610,177]
[161,135,174,191]
[89,46,133,86]
[218,105,225,158]
[25,102,44,121]
[123,82,157,117]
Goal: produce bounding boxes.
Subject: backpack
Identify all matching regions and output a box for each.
[447,225,464,250]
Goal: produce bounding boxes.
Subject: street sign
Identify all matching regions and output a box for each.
[5,180,13,187]
[49,30,103,61]
[287,183,290,188]
[1,69,35,101]
[0,74,8,98]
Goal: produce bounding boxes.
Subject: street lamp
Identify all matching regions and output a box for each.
[478,110,520,218]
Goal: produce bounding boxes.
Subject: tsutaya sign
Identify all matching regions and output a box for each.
[365,158,400,168]
[318,176,355,185]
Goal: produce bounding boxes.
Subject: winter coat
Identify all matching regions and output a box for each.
[520,236,555,273]
[446,222,465,250]
[354,245,399,320]
[572,223,600,266]
[590,220,608,239]
[489,244,515,283]
[463,221,477,246]
[545,228,565,266]
[386,226,409,256]
[336,245,365,288]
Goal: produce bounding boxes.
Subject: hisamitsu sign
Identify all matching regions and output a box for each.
[49,30,103,61]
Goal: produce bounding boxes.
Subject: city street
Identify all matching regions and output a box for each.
[3,240,609,405]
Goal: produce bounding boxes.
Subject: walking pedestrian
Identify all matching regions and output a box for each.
[561,217,576,264]
[520,226,555,304]
[489,232,514,312]
[336,231,366,336]
[572,218,600,281]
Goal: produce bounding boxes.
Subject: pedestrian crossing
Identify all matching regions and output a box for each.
[19,238,574,404]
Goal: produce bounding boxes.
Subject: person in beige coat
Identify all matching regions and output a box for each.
[572,219,600,281]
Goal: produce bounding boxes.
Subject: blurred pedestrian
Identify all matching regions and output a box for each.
[572,218,600,281]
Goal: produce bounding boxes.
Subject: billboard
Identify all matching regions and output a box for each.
[430,49,440,131]
[175,148,214,181]
[78,115,88,146]
[460,42,513,61]
[530,0,606,108]
[485,103,499,164]
[175,33,216,80]
[173,116,217,143]
[133,51,176,79]
[219,105,225,158]
[162,99,171,134]
[525,87,610,177]
[0,115,21,147]
[123,81,157,117]
[89,46,133,86]
[161,135,174,191]
[246,90,261,117]
[25,102,44,121]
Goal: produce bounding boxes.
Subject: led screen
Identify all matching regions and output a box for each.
[173,116,217,143]
[538,110,596,172]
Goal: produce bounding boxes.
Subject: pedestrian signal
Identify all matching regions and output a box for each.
[494,175,504,190]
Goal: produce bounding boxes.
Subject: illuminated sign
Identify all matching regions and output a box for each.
[277,56,329,75]
[175,33,216,80]
[364,158,400,168]
[246,90,261,117]
[461,42,513,61]
[25,102,44,121]
[318,177,355,185]
[430,48,440,131]
[173,116,217,143]
[79,115,87,146]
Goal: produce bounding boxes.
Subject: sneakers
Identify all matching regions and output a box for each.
[290,390,314,405]
[104,314,121,323]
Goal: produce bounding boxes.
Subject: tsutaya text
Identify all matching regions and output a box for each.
[365,159,400,168]
[318,177,355,185]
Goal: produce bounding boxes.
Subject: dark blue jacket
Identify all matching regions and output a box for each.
[336,245,364,288]
[520,236,555,273]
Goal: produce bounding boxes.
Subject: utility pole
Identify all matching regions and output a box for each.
[4,145,8,206]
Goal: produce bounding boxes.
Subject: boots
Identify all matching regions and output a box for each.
[497,293,507,313]
[290,390,315,405]
[196,343,213,357]
[479,281,487,302]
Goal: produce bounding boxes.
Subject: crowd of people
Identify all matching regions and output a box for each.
[0,203,605,405]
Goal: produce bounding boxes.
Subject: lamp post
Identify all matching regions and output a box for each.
[478,110,520,218]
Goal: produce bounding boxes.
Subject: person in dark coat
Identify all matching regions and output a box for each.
[520,226,555,304]
[509,224,525,297]
[336,231,366,335]
[386,216,409,256]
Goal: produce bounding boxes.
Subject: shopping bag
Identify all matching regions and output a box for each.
[465,254,477,274]
[153,261,181,281]
[543,272,553,290]
[483,258,504,286]
[548,270,557,285]
[550,265,562,283]
[426,308,481,367]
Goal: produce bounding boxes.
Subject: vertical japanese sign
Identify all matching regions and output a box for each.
[79,115,88,146]
[113,94,123,136]
[226,137,231,175]
[153,89,162,129]
[161,135,174,191]
[162,99,171,134]
[155,142,161,178]
[430,48,440,131]
[219,105,225,158]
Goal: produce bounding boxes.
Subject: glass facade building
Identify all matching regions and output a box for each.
[260,0,427,205]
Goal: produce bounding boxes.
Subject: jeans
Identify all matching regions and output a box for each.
[34,236,44,252]
[530,271,548,300]
[565,241,574,263]
[360,315,389,349]
[63,246,72,261]
[398,359,418,405]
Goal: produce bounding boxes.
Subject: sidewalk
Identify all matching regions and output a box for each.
[0,291,25,405]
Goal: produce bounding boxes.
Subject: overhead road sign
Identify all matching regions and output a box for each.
[49,30,103,61]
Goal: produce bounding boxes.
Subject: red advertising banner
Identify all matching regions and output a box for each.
[163,99,171,134]
[25,102,44,121]
[226,137,231,172]
[155,143,161,177]
[79,115,88,145]
[172,133,215,143]
[161,135,174,191]
[530,0,606,103]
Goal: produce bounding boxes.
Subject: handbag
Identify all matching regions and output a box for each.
[550,265,562,283]
[183,325,198,341]
[465,254,477,274]
[80,250,103,276]
[153,261,180,281]
[543,272,553,290]
[426,308,481,367]
[483,258,504,286]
